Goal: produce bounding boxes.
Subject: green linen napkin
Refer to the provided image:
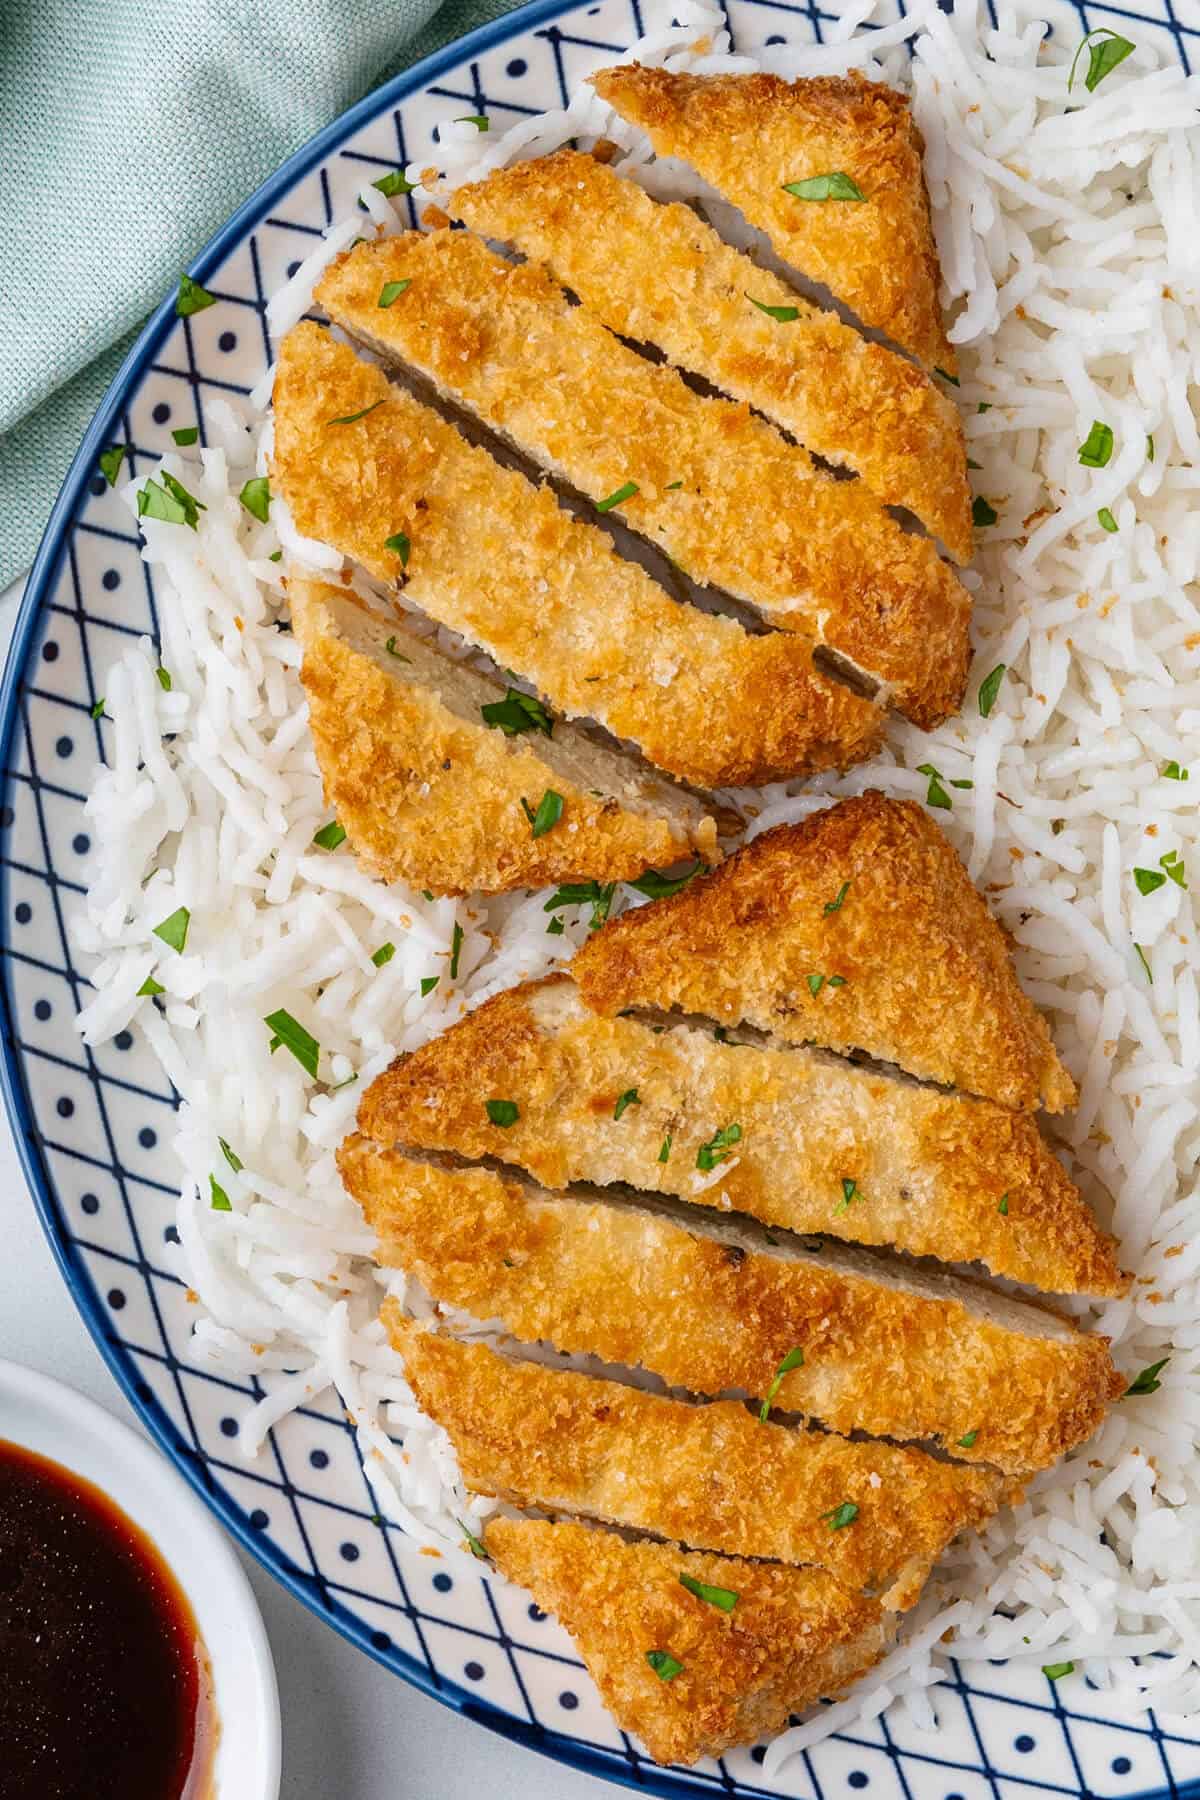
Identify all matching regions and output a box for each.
[0,0,523,588]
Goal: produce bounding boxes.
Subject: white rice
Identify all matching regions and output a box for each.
[73,0,1200,1768]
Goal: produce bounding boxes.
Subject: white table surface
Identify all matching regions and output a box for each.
[0,573,612,1800]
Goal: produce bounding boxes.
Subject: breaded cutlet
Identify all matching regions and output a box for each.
[573,792,1077,1114]
[451,147,972,562]
[288,575,718,892]
[590,65,955,376]
[317,232,972,728]
[272,323,885,789]
[341,1146,1124,1475]
[484,1515,892,1766]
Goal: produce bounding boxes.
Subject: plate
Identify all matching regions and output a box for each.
[3,0,1198,1794]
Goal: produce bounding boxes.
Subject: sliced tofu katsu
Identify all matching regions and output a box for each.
[574,793,1077,1114]
[342,1147,1123,1474]
[451,148,972,563]
[386,1315,1012,1608]
[358,974,1125,1295]
[591,66,954,377]
[317,234,971,727]
[273,323,884,789]
[484,1516,891,1767]
[289,576,718,892]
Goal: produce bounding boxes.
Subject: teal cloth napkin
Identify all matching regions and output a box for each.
[0,0,523,588]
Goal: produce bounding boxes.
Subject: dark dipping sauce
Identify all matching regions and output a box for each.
[0,1437,217,1800]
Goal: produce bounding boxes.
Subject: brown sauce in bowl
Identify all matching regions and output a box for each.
[0,1437,217,1799]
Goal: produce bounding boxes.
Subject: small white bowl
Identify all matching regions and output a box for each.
[0,1358,280,1799]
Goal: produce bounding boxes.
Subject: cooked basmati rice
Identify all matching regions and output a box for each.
[74,0,1200,1764]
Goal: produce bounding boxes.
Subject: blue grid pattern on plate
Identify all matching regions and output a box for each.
[3,0,1199,1793]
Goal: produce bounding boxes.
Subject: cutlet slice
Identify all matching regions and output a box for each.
[590,65,954,376]
[451,148,972,563]
[317,234,971,727]
[385,1313,1012,1608]
[341,1146,1124,1474]
[358,974,1125,1295]
[573,792,1077,1114]
[272,323,884,788]
[483,1516,891,1767]
[287,576,717,893]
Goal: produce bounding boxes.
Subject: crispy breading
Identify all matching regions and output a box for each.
[317,233,971,726]
[573,793,1077,1114]
[288,576,717,893]
[358,974,1125,1294]
[590,66,954,376]
[451,148,972,562]
[272,323,884,789]
[483,1515,891,1766]
[342,1146,1123,1474]
[386,1313,1013,1608]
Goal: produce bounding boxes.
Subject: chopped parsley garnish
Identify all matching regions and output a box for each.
[372,942,396,968]
[152,906,190,953]
[614,1088,640,1120]
[835,1177,858,1215]
[176,274,217,316]
[697,1122,741,1172]
[748,293,800,322]
[972,496,998,528]
[330,1072,358,1093]
[384,636,411,662]
[99,444,127,487]
[935,367,960,387]
[1068,28,1135,93]
[998,1193,1010,1216]
[978,402,992,413]
[658,1135,672,1164]
[978,663,1007,717]
[239,476,271,523]
[456,1519,490,1559]
[665,480,684,490]
[628,864,703,901]
[264,1010,320,1077]
[1125,1356,1168,1396]
[1042,1662,1075,1682]
[967,458,982,471]
[1078,420,1114,468]
[456,115,489,129]
[422,890,434,902]
[917,763,953,810]
[807,973,825,997]
[1163,761,1188,780]
[1134,943,1153,983]
[678,1572,738,1613]
[544,881,616,931]
[450,921,464,979]
[156,665,172,692]
[822,1502,859,1530]
[546,916,565,936]
[420,976,440,996]
[384,531,411,566]
[219,1136,244,1173]
[137,976,165,997]
[91,697,106,720]
[268,550,282,563]
[782,172,866,203]
[373,169,416,197]
[596,481,639,513]
[1147,434,1155,462]
[378,279,412,308]
[1097,507,1118,533]
[958,1429,979,1448]
[209,1175,232,1212]
[482,687,553,737]
[485,1099,519,1127]
[824,881,850,914]
[172,426,199,446]
[327,399,385,427]
[312,819,347,850]
[759,1346,804,1421]
[138,471,205,530]
[828,974,847,987]
[1160,849,1188,889]
[1133,866,1166,896]
[646,1650,683,1682]
[521,790,564,838]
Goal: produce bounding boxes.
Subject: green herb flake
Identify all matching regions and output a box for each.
[807,973,825,998]
[239,476,271,523]
[758,1346,805,1422]
[822,1501,859,1531]
[1078,420,1114,468]
[456,1518,490,1559]
[137,976,165,997]
[783,171,866,203]
[1043,1662,1075,1682]
[152,906,190,953]
[449,921,464,980]
[917,762,953,810]
[973,496,998,528]
[99,444,127,487]
[172,426,200,447]
[628,864,703,901]
[384,636,412,662]
[312,819,347,851]
[420,976,440,996]
[1147,434,1155,463]
[1133,866,1166,896]
[665,480,684,490]
[1134,943,1153,984]
[327,398,385,427]
[482,687,553,738]
[978,663,1007,717]
[91,697,106,720]
[614,1087,640,1121]
[546,916,565,936]
[824,881,850,915]
[1068,28,1135,93]
[646,1650,683,1682]
[456,115,489,129]
[372,942,396,968]
[544,881,616,932]
[378,279,412,308]
[958,1429,979,1449]
[678,1572,738,1613]
[384,530,411,566]
[154,665,172,693]
[268,550,282,563]
[138,473,204,530]
[696,1122,742,1172]
[209,1175,232,1212]
[978,402,992,414]
[219,1136,244,1173]
[935,367,960,387]
[828,974,847,988]
[1125,1356,1168,1396]
[1098,507,1119,534]
[748,293,800,322]
[966,458,982,471]
[835,1177,859,1216]
[596,480,639,514]
[951,778,974,790]
[658,1134,672,1164]
[998,1193,1010,1216]
[421,890,435,902]
[1163,761,1188,780]
[263,1009,320,1078]
[485,1099,519,1128]
[522,790,564,838]
[176,274,218,317]
[373,169,416,197]
[1161,850,1188,890]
